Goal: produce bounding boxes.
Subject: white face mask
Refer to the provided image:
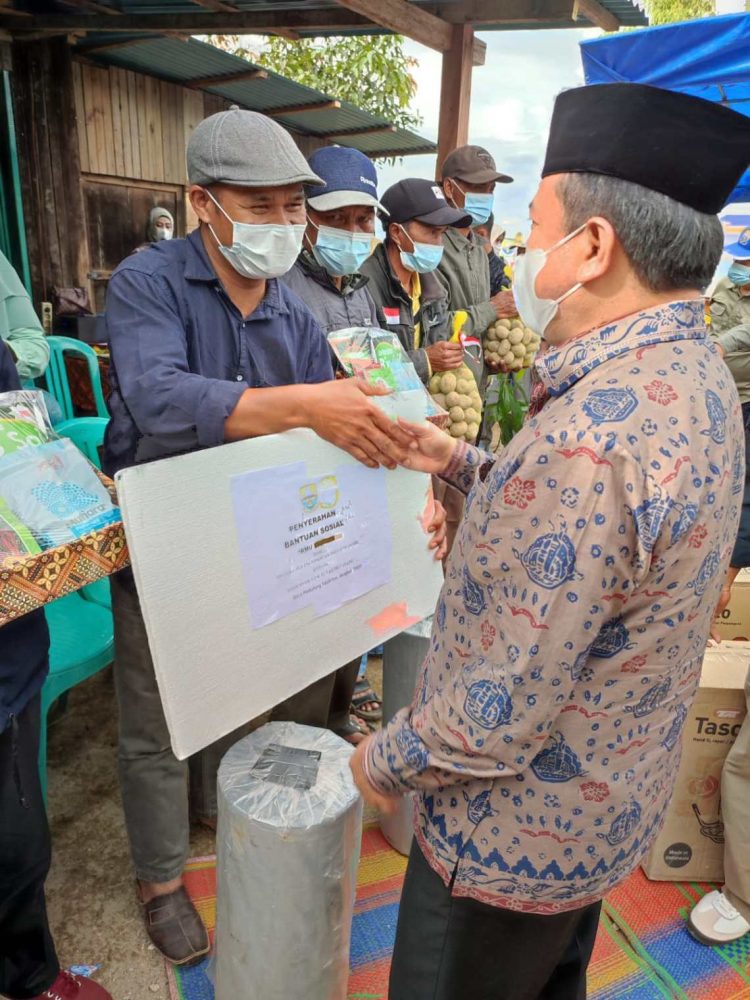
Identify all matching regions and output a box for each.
[206,190,304,279]
[154,228,173,242]
[512,224,586,337]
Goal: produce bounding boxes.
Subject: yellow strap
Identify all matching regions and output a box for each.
[451,310,468,343]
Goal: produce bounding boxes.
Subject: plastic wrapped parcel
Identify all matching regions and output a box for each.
[214,722,363,1000]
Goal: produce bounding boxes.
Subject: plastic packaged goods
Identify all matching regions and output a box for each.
[0,390,120,556]
[1,438,120,550]
[0,496,42,561]
[214,722,363,1000]
[327,326,448,426]
[0,389,55,458]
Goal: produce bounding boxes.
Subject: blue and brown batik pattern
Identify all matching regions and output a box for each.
[367,300,745,914]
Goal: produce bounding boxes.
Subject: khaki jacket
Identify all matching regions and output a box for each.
[710,277,750,334]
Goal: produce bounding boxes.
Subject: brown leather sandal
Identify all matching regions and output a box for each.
[138,884,210,966]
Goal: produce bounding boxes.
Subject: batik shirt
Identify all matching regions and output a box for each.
[365,300,743,914]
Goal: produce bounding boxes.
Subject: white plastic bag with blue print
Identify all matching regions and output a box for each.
[0,437,120,549]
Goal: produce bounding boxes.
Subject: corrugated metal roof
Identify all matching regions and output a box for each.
[73,35,437,157]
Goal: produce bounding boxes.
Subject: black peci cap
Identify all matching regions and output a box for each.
[543,83,750,215]
[379,178,472,228]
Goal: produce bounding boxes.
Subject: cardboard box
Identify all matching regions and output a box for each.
[0,473,129,627]
[713,569,750,641]
[642,643,749,883]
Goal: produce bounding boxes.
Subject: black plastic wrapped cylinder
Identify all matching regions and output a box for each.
[214,722,362,999]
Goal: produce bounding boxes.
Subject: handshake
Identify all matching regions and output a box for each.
[306,378,463,476]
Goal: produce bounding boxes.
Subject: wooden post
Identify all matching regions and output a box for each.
[436,23,474,181]
[11,37,88,308]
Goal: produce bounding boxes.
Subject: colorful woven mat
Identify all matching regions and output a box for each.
[167,826,750,1000]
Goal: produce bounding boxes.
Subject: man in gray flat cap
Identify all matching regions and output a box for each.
[103,107,423,965]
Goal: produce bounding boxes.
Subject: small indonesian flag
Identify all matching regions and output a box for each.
[382,307,400,325]
[461,333,481,349]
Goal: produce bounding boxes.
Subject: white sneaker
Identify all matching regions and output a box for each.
[688,890,750,944]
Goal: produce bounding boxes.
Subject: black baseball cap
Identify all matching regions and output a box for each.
[379,178,472,228]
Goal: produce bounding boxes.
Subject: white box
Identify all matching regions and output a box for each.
[116,427,443,759]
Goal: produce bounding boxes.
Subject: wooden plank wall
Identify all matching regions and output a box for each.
[73,60,203,185]
[72,61,325,185]
[11,43,329,306]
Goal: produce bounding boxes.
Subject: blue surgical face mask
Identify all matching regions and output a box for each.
[728,263,750,287]
[396,225,444,274]
[308,220,372,276]
[452,180,493,226]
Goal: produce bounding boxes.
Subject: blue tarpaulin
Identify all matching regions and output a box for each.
[580,13,750,205]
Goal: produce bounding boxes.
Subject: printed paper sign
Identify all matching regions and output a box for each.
[231,461,392,628]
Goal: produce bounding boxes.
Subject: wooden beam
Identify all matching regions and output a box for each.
[187,67,268,89]
[436,23,473,180]
[572,0,620,29]
[268,100,341,117]
[0,0,587,35]
[188,0,242,13]
[326,124,397,138]
[333,0,452,48]
[61,0,122,15]
[0,8,374,33]
[0,3,31,17]
[333,0,485,64]
[268,27,301,40]
[431,0,573,21]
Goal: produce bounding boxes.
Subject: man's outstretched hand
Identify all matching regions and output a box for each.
[395,418,458,476]
[308,380,416,469]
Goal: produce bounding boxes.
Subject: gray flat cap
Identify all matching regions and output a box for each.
[187,106,323,188]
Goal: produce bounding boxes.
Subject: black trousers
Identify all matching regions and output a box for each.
[390,839,602,1000]
[0,695,59,999]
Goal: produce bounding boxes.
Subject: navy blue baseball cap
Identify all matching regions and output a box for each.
[306,146,386,213]
[726,226,750,261]
[380,178,471,228]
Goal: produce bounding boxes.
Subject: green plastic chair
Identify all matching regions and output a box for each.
[55,416,109,469]
[39,413,116,797]
[45,336,108,421]
[40,592,114,800]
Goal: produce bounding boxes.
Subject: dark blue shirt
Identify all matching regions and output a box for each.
[0,339,50,732]
[103,229,334,475]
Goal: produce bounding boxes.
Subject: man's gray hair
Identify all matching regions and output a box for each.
[557,173,724,293]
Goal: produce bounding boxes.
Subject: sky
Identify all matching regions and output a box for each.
[375,27,600,240]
